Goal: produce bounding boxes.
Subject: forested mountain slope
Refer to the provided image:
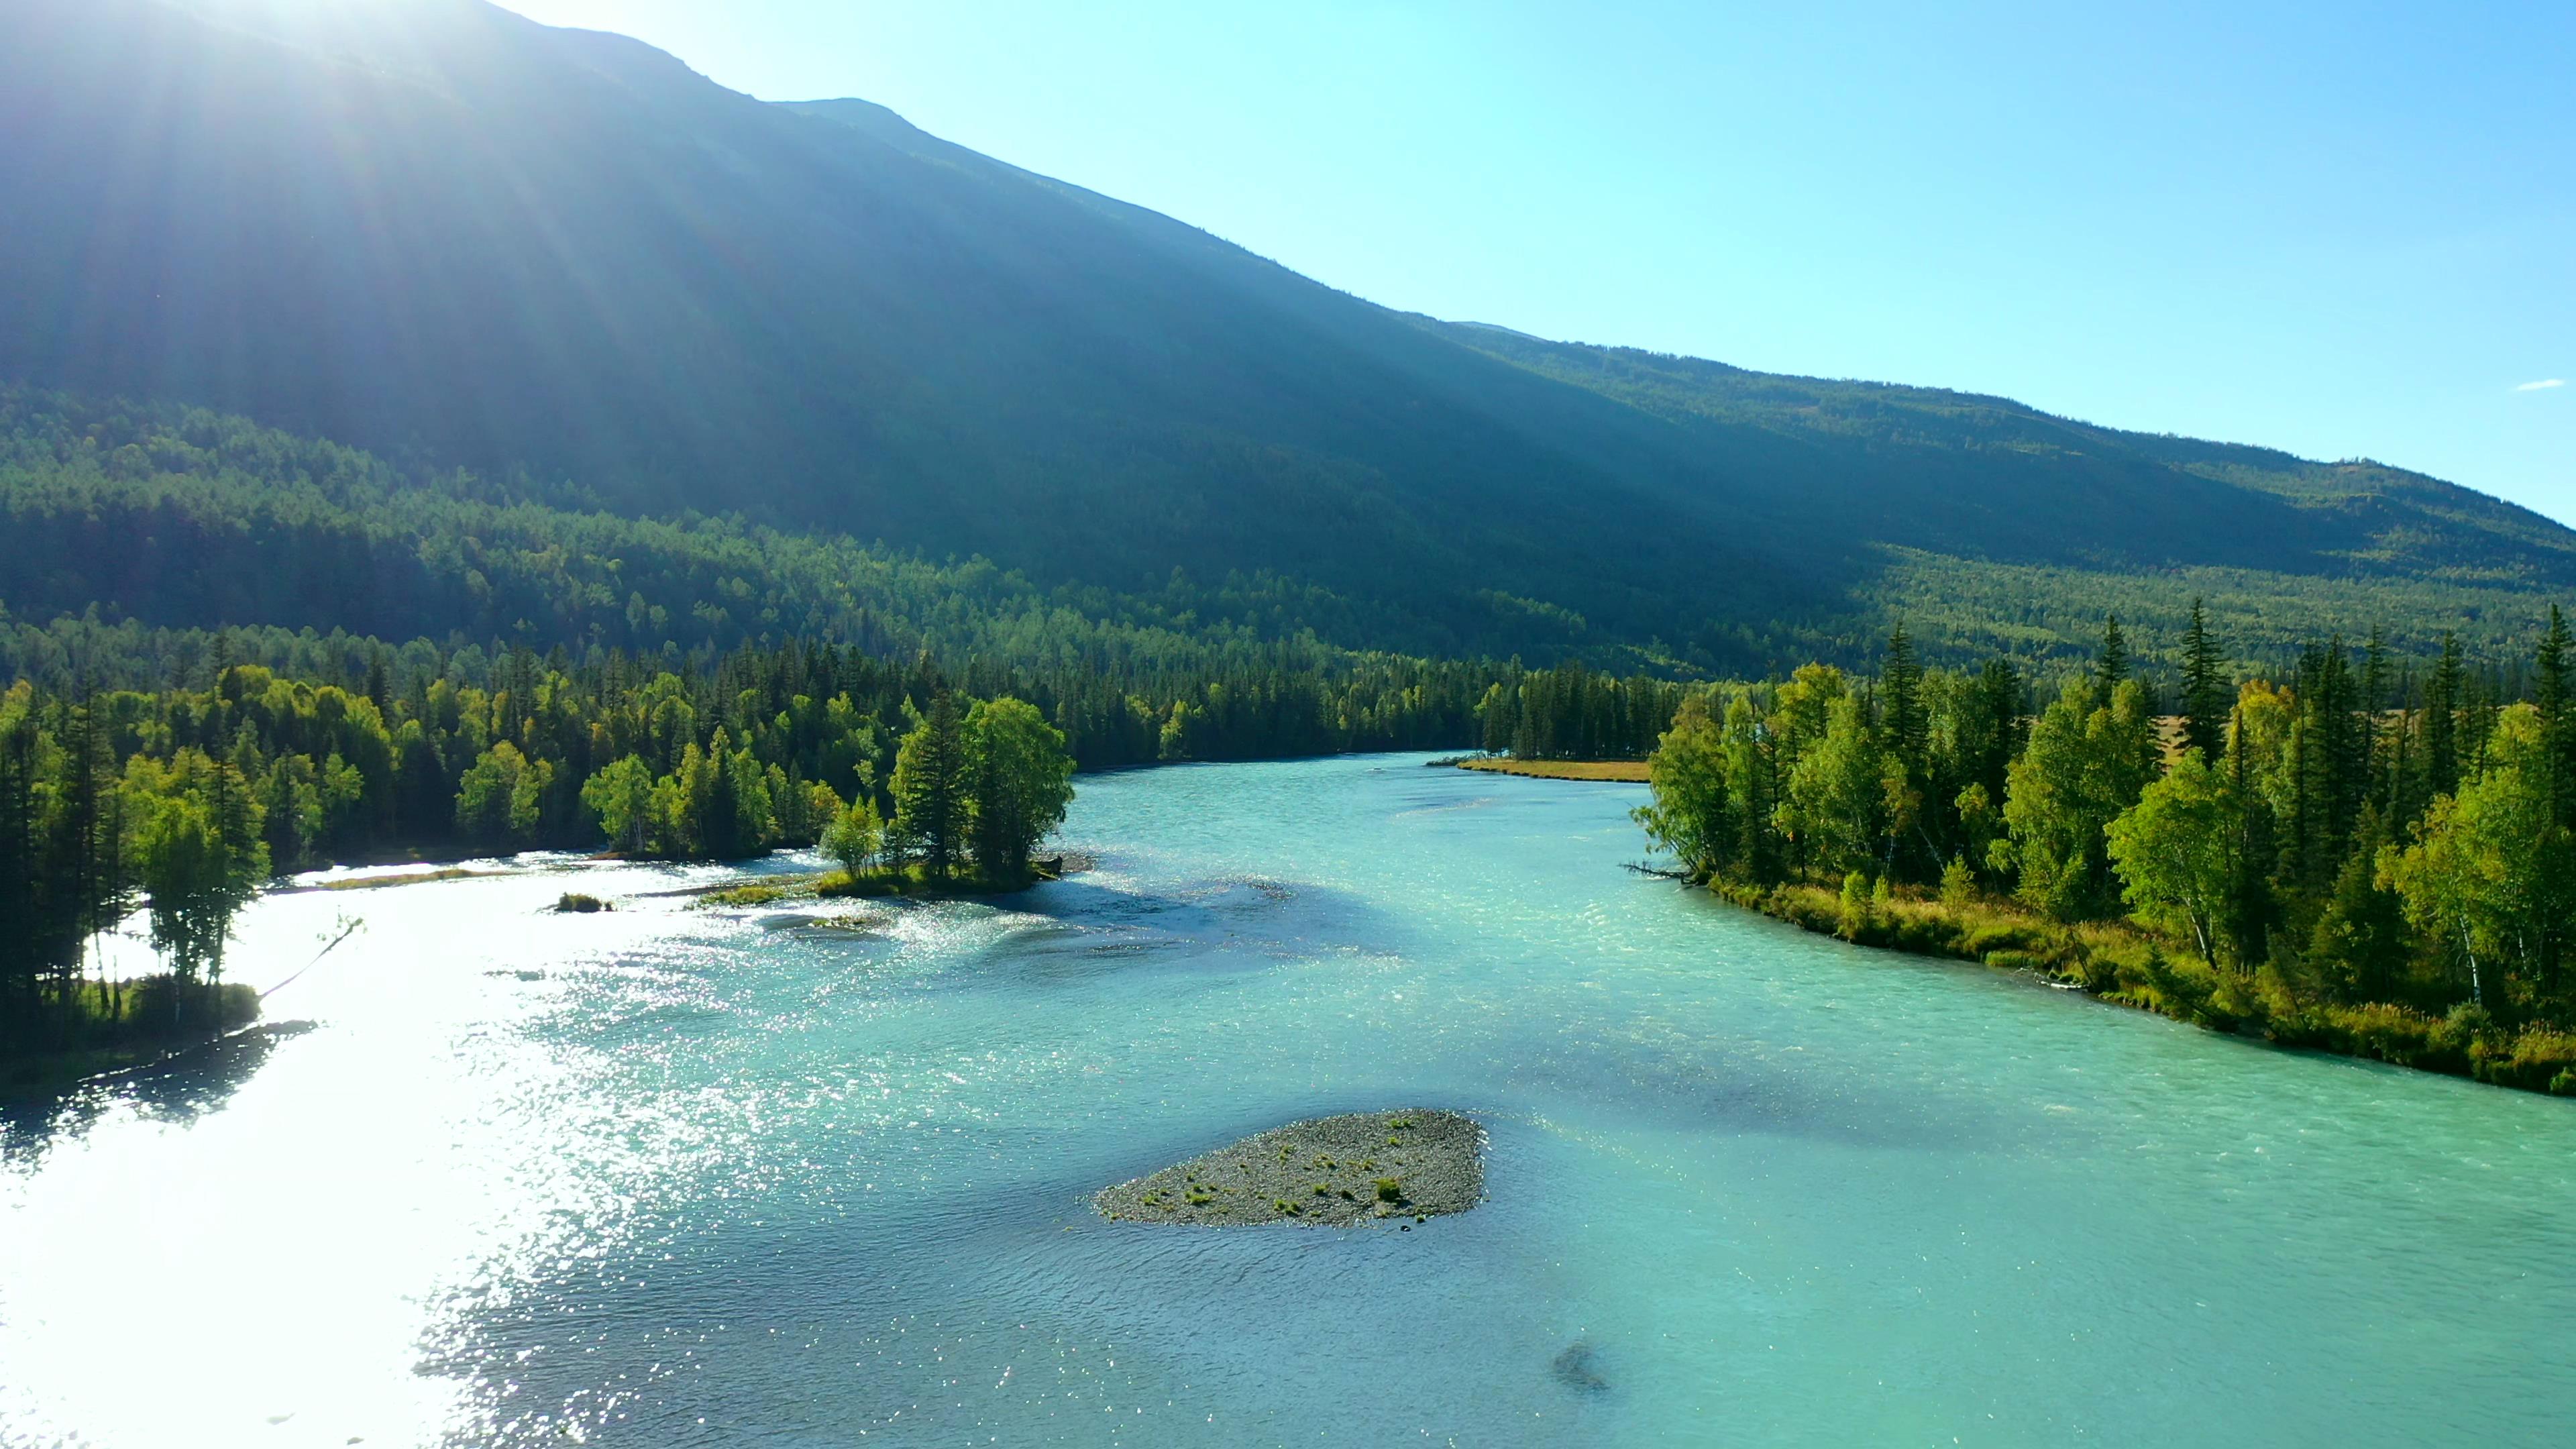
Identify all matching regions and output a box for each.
[1,0,2567,672]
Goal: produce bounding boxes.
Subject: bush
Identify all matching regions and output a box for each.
[554,892,608,913]
[1939,857,1977,908]
[121,975,262,1036]
[2469,1024,2576,1092]
[1375,1177,1403,1203]
[1961,920,2048,957]
[1835,871,1874,941]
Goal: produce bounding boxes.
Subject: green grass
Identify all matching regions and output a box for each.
[813,863,1049,899]
[1454,758,1652,782]
[696,881,798,908]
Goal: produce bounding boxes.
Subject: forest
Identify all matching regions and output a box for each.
[0,631,1503,1076]
[1635,605,2576,1093]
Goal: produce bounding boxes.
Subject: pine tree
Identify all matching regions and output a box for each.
[1880,623,1927,777]
[2224,704,2279,967]
[2096,615,2131,697]
[2424,633,2463,801]
[891,691,973,881]
[2538,604,2574,828]
[2180,599,2229,764]
[1971,658,2023,812]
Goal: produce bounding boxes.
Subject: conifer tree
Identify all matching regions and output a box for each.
[1881,623,1927,779]
[2180,599,2230,764]
[2538,604,2573,828]
[891,691,973,881]
[2424,633,2463,800]
[2096,614,2131,697]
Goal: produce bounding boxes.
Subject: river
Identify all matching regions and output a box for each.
[3,754,2571,1446]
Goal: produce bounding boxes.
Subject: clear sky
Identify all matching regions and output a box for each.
[494,0,2573,523]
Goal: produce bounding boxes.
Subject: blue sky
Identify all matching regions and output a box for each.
[497,0,2573,523]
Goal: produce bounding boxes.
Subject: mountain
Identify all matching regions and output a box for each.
[1,0,2568,672]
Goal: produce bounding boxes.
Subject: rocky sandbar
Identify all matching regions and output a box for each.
[1094,1110,1481,1226]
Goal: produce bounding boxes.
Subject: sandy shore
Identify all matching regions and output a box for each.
[1095,1110,1482,1226]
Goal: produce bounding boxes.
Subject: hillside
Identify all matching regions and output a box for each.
[1,0,2568,672]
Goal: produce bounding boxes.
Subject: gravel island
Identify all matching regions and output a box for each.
[1095,1110,1482,1227]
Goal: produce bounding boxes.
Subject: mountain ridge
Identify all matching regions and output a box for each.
[1,0,2566,673]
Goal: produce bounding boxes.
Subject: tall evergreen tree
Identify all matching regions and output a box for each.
[2424,633,2463,800]
[2224,703,2279,967]
[2538,604,2574,828]
[2096,614,2131,697]
[1880,623,1927,777]
[2180,599,2230,764]
[891,691,973,881]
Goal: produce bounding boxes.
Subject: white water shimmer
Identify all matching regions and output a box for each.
[5,754,2573,1446]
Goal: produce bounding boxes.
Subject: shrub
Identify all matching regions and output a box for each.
[122,975,262,1035]
[1375,1177,1403,1203]
[2469,1024,2576,1092]
[554,892,608,913]
[1835,871,1874,941]
[1961,920,2048,957]
[1939,857,1978,908]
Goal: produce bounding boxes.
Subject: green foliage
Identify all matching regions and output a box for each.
[1836,871,1875,941]
[2105,751,2243,965]
[1939,856,1977,908]
[1633,694,1729,877]
[1647,603,2576,1091]
[1483,661,1692,760]
[822,798,885,879]
[2381,706,2576,1012]
[123,748,267,985]
[581,756,657,855]
[967,698,1077,883]
[1995,678,2155,921]
[1782,693,1903,881]
[890,693,973,881]
[454,741,551,849]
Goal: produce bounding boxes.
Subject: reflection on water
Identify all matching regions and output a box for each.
[1,1022,317,1165]
[3,755,2575,1448]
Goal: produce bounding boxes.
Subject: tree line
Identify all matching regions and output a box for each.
[1,631,1506,1062]
[1638,604,2576,1061]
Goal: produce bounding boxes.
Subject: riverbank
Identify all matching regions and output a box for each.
[1713,878,2576,1097]
[1,978,262,1101]
[1448,757,1651,782]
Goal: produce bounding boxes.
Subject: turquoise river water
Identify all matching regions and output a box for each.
[3,755,2573,1446]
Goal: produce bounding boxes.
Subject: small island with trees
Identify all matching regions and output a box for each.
[0,649,1081,1096]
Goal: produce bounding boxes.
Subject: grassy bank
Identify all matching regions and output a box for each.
[684,857,1087,910]
[1452,757,1652,782]
[1721,880,2576,1097]
[2,977,264,1100]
